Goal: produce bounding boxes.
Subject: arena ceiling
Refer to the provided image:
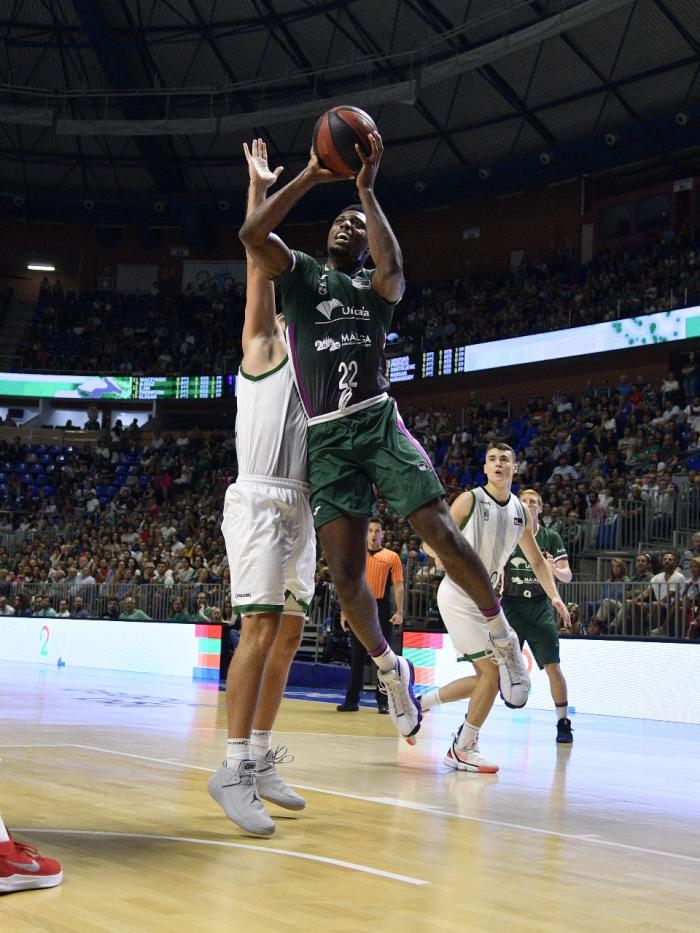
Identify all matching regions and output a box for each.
[0,0,699,217]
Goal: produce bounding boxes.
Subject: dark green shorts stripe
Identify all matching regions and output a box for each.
[235,603,283,615]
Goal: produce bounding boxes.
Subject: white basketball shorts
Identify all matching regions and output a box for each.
[437,576,494,662]
[222,474,315,616]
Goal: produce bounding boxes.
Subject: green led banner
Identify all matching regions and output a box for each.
[0,373,230,400]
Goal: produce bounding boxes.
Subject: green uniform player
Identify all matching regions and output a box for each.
[276,250,443,526]
[240,132,527,742]
[502,488,574,743]
[502,525,567,666]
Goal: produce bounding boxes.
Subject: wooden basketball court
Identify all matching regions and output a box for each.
[1,661,698,931]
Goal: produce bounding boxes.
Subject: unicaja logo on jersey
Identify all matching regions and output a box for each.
[316,298,342,320]
[318,273,328,296]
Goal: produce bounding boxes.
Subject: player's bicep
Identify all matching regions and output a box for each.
[449,491,473,528]
[246,232,293,280]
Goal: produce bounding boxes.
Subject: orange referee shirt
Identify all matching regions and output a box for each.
[366,548,404,600]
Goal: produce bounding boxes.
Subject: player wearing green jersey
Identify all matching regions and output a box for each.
[240,135,529,740]
[502,489,574,744]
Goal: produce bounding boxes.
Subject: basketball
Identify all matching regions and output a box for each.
[312,106,378,175]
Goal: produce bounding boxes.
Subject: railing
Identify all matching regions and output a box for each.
[398,560,696,641]
[5,575,699,646]
[5,581,228,620]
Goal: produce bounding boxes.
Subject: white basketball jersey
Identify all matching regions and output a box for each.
[235,358,308,483]
[459,486,527,586]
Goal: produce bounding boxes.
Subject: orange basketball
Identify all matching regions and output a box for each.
[312,106,377,175]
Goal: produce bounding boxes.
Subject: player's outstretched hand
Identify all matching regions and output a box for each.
[305,146,355,185]
[552,598,571,629]
[355,131,383,192]
[244,138,284,190]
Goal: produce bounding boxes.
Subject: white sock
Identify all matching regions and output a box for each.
[456,721,480,750]
[226,738,251,765]
[370,642,398,675]
[419,688,442,711]
[481,604,510,640]
[0,813,9,842]
[250,729,272,764]
[556,703,569,721]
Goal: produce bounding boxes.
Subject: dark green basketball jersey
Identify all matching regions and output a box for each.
[503,526,567,599]
[275,251,396,423]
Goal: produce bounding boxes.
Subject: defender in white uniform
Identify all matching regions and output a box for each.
[209,140,314,837]
[223,359,314,617]
[421,444,569,773]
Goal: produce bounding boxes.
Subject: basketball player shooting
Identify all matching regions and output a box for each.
[239,121,531,742]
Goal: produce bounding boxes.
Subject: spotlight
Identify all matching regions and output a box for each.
[13,194,25,207]
[675,111,689,126]
[27,263,56,272]
[539,151,552,165]
[217,200,230,211]
[478,167,492,181]
[153,200,166,213]
[413,180,427,192]
[83,198,95,211]
[605,132,618,147]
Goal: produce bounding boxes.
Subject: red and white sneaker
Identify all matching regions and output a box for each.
[0,835,63,893]
[443,737,499,773]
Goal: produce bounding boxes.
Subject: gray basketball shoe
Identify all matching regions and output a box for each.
[208,759,275,836]
[255,747,306,811]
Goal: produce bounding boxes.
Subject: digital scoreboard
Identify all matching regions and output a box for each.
[132,375,224,400]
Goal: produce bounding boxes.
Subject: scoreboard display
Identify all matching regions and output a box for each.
[132,375,224,400]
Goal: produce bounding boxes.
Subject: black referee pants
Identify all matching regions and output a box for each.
[343,601,395,707]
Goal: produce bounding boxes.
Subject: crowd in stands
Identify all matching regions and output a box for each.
[0,425,237,622]
[20,277,245,376]
[14,230,700,377]
[1,368,700,638]
[388,235,700,356]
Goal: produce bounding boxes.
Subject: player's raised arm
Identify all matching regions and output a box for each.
[354,132,405,304]
[239,147,350,279]
[241,140,284,361]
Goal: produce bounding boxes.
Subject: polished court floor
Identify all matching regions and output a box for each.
[1,660,699,932]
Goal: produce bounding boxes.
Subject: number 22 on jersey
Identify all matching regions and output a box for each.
[338,361,358,409]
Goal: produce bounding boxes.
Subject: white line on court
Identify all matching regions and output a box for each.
[10,829,427,886]
[6,742,700,866]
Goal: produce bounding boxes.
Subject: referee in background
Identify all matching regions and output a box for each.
[337,518,405,713]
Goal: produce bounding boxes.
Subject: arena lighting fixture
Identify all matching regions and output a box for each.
[675,111,689,126]
[478,167,492,180]
[27,264,55,271]
[605,132,619,147]
[539,151,552,165]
